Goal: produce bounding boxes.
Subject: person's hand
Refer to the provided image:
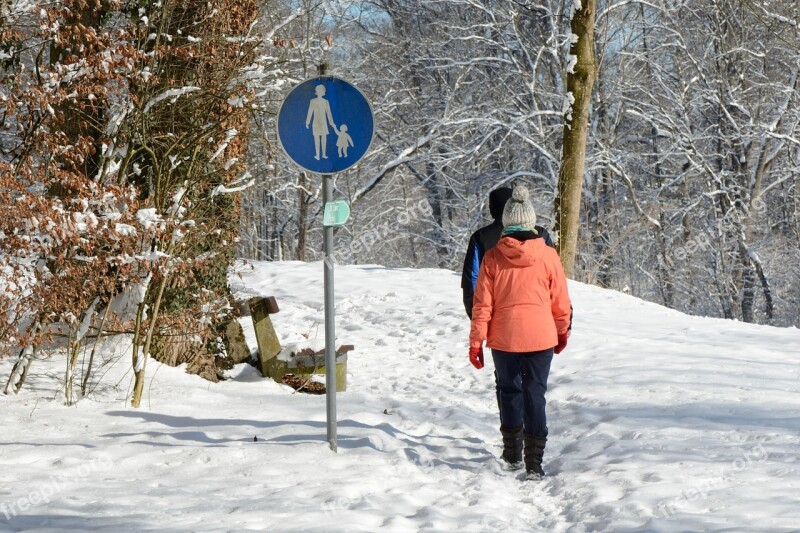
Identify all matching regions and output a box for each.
[469,346,484,369]
[554,333,569,354]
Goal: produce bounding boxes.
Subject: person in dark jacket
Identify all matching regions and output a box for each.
[461,187,554,318]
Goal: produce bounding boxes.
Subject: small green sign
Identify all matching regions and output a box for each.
[323,200,351,227]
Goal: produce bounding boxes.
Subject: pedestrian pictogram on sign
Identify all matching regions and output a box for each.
[277,77,374,174]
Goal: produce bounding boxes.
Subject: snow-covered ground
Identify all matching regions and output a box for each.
[2,260,800,532]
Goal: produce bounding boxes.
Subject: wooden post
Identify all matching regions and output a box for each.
[249,296,282,378]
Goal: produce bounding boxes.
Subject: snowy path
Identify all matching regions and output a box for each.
[2,260,800,532]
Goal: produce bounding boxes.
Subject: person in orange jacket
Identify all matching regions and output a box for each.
[468,185,572,479]
[461,187,555,318]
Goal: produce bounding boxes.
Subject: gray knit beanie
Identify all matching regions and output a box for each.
[502,185,537,229]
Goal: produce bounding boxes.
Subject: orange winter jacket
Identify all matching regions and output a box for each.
[469,234,572,352]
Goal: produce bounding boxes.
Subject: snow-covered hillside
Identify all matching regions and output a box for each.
[2,261,799,532]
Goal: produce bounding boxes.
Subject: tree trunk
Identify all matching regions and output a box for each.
[4,319,41,394]
[751,251,774,320]
[795,172,800,243]
[131,272,170,408]
[554,0,597,278]
[64,330,79,406]
[423,162,450,268]
[4,347,26,395]
[82,297,113,396]
[296,172,308,260]
[739,242,756,323]
[14,348,35,394]
[590,166,613,288]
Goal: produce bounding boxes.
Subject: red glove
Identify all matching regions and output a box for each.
[469,346,484,369]
[554,333,569,354]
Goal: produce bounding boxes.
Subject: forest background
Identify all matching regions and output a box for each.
[242,0,800,328]
[1,0,798,400]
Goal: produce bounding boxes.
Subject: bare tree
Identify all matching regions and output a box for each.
[554,0,598,278]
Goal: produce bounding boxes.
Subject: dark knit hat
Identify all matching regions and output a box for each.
[488,187,513,221]
[502,186,537,229]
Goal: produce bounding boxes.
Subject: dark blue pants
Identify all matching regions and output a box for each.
[492,348,553,437]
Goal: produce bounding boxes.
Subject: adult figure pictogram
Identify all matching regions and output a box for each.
[306,84,337,160]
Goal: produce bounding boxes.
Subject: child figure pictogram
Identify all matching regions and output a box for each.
[335,124,354,158]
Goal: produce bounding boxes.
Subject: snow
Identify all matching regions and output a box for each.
[209,128,238,163]
[3,0,35,17]
[74,298,98,343]
[143,87,201,114]
[105,275,150,323]
[114,223,136,236]
[563,91,576,123]
[2,261,800,531]
[71,212,98,233]
[566,54,578,75]
[567,34,579,75]
[211,173,254,197]
[135,208,163,230]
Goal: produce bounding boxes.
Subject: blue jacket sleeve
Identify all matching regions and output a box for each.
[461,234,482,318]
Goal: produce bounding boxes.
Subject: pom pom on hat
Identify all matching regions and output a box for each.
[502,185,537,229]
[511,186,530,202]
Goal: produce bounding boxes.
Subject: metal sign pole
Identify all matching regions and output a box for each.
[319,63,337,453]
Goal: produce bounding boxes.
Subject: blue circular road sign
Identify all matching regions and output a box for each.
[277,77,374,174]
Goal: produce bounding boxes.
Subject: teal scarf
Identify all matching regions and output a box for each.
[502,225,538,236]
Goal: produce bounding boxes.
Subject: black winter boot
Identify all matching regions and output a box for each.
[524,434,547,479]
[500,426,523,469]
